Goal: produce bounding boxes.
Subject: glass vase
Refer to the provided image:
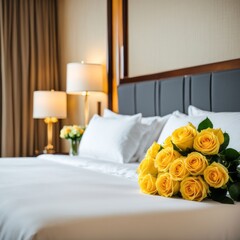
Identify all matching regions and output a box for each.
[69,139,80,156]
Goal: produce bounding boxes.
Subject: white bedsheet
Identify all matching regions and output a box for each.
[0,156,240,240]
[37,154,139,180]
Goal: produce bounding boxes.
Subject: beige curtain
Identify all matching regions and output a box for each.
[0,0,60,157]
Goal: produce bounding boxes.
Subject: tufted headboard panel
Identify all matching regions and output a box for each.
[118,64,240,116]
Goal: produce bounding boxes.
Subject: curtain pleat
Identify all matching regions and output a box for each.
[0,0,60,157]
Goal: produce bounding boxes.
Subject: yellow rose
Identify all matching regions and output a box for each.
[203,162,229,188]
[211,128,224,145]
[73,125,84,134]
[156,173,180,197]
[163,136,173,148]
[71,125,84,138]
[60,126,71,138]
[169,157,189,181]
[185,152,209,175]
[146,142,161,158]
[155,147,181,172]
[137,157,158,177]
[180,176,209,201]
[138,174,157,195]
[193,128,220,155]
[171,123,197,151]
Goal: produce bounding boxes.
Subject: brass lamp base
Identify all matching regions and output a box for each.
[43,146,55,154]
[43,117,58,154]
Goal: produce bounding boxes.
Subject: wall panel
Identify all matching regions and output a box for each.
[128,0,240,77]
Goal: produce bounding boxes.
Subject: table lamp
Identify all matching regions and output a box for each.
[66,62,103,125]
[33,90,67,154]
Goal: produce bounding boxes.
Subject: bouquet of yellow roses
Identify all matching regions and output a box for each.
[60,125,85,156]
[60,125,85,140]
[137,118,240,204]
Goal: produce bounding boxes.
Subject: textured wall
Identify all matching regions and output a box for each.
[57,0,108,152]
[128,0,240,77]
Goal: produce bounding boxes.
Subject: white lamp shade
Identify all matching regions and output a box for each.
[33,91,67,119]
[66,63,103,94]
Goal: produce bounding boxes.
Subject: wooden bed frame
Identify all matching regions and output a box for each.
[120,58,240,84]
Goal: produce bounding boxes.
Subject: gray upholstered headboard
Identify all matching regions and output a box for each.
[118,60,240,116]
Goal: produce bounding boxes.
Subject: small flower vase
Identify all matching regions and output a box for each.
[69,139,80,156]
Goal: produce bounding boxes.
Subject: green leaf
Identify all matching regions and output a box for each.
[210,154,221,164]
[171,141,190,156]
[210,187,234,204]
[229,182,240,201]
[228,171,239,183]
[214,196,235,204]
[210,187,227,198]
[222,148,240,161]
[219,133,230,152]
[197,118,213,132]
[227,160,240,180]
[159,145,163,152]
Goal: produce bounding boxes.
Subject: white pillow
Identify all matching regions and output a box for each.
[141,115,170,150]
[141,111,186,150]
[136,111,186,162]
[103,109,171,152]
[188,105,240,150]
[188,105,240,117]
[158,111,240,151]
[157,114,203,144]
[188,105,205,116]
[79,115,148,163]
[103,109,154,159]
[103,109,142,120]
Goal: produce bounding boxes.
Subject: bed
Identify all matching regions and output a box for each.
[1,59,240,240]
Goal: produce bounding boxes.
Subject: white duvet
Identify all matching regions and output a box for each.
[0,155,240,240]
